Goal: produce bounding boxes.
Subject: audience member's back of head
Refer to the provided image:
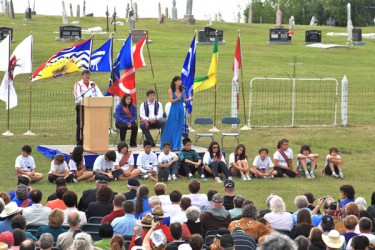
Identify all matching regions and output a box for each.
[207,190,218,202]
[11,215,27,230]
[70,232,94,250]
[233,195,245,208]
[110,234,124,250]
[359,217,373,233]
[39,233,54,250]
[170,190,182,203]
[96,185,113,203]
[294,235,309,250]
[13,228,26,247]
[309,227,324,244]
[20,239,35,250]
[123,200,135,214]
[258,232,297,250]
[18,176,31,187]
[344,215,359,231]
[16,185,28,201]
[351,235,370,250]
[180,197,192,211]
[170,222,182,240]
[55,177,67,189]
[188,180,201,194]
[67,212,80,227]
[189,234,204,250]
[30,189,42,204]
[99,222,113,238]
[56,186,69,200]
[63,190,78,208]
[113,194,126,208]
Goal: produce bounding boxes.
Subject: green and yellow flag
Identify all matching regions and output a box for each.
[193,36,218,93]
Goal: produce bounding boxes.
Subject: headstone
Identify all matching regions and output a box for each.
[158,3,161,20]
[131,29,148,43]
[248,5,252,24]
[82,0,86,16]
[310,16,317,26]
[133,2,138,20]
[347,19,353,42]
[275,0,282,27]
[4,0,8,17]
[125,3,130,19]
[25,7,31,20]
[217,12,223,22]
[59,25,81,39]
[0,27,13,42]
[352,27,365,46]
[214,13,217,22]
[69,3,73,17]
[268,28,291,45]
[159,14,165,24]
[184,0,195,24]
[9,0,14,19]
[197,26,224,44]
[237,11,241,23]
[62,1,68,24]
[305,30,321,44]
[165,7,168,19]
[172,0,177,20]
[76,4,80,17]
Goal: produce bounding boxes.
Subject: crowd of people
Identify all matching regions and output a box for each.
[0,176,374,250]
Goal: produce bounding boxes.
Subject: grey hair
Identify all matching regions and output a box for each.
[242,204,257,218]
[69,232,94,250]
[355,197,367,211]
[148,196,161,206]
[186,206,201,222]
[294,195,308,209]
[257,232,297,250]
[233,195,245,208]
[269,195,286,213]
[67,211,80,227]
[266,194,275,208]
[16,184,28,200]
[39,233,54,250]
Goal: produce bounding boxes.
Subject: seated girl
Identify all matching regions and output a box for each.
[229,144,250,181]
[324,147,344,179]
[115,141,141,180]
[202,141,232,183]
[68,146,94,182]
[297,145,319,179]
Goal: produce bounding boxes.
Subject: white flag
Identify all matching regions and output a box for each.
[0,34,10,72]
[0,35,33,109]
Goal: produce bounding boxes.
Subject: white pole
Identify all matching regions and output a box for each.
[341,75,348,126]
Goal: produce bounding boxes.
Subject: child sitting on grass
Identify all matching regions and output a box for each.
[48,154,74,183]
[137,140,158,181]
[296,145,320,179]
[250,147,277,179]
[324,147,344,179]
[15,145,43,183]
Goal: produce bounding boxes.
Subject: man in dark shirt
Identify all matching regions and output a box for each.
[165,222,186,250]
[47,177,67,201]
[78,180,117,211]
[122,178,140,200]
[223,180,235,210]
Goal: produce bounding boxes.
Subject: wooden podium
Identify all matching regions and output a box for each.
[83,96,113,152]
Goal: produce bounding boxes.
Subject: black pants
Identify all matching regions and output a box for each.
[274,167,297,178]
[140,119,165,144]
[208,161,231,178]
[48,174,74,183]
[115,121,138,146]
[179,162,203,177]
[76,105,84,146]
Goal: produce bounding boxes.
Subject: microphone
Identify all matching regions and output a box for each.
[90,83,95,88]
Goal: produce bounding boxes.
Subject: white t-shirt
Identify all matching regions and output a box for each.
[68,158,86,172]
[15,155,36,173]
[163,204,181,218]
[325,154,342,166]
[252,155,274,171]
[136,152,158,174]
[93,155,115,172]
[297,153,312,165]
[228,153,247,166]
[170,211,188,224]
[264,212,293,231]
[115,152,135,171]
[273,148,293,167]
[48,160,69,174]
[158,151,177,164]
[183,193,208,208]
[202,151,225,165]
[158,195,172,206]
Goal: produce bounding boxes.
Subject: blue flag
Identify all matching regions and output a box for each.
[90,37,112,72]
[181,35,196,114]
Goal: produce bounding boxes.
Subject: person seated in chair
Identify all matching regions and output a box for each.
[139,89,165,147]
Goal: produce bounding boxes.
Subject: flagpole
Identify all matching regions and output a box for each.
[210,31,219,132]
[3,31,13,136]
[238,30,250,130]
[24,32,35,135]
[145,32,158,100]
[109,32,115,133]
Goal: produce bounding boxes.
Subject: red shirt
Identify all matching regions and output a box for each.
[101,209,125,224]
[46,199,67,210]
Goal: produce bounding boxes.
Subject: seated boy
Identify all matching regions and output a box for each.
[178,138,205,180]
[250,147,277,178]
[93,150,120,181]
[15,145,43,183]
[158,142,179,181]
[48,154,74,183]
[137,140,158,181]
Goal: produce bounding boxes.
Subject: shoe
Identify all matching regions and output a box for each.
[332,173,339,178]
[200,174,208,181]
[339,173,344,179]
[168,175,172,181]
[172,174,177,181]
[214,177,222,183]
[114,177,118,181]
[310,172,315,179]
[242,176,247,181]
[246,174,251,180]
[305,173,311,179]
[189,174,194,180]
[141,174,149,179]
[228,176,233,181]
[73,178,78,183]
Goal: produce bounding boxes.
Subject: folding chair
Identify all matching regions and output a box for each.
[88,216,103,224]
[220,117,241,147]
[139,127,161,145]
[82,223,101,233]
[111,127,121,146]
[194,118,214,145]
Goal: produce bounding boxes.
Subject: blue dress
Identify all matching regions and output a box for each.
[160,91,185,150]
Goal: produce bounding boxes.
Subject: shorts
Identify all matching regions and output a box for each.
[274,167,296,178]
[298,162,311,176]
[324,164,339,175]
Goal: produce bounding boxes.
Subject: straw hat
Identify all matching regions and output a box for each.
[0,202,23,218]
[136,213,153,228]
[322,230,345,248]
[0,242,8,250]
[151,205,168,219]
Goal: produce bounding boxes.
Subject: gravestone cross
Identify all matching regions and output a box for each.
[172,0,177,20]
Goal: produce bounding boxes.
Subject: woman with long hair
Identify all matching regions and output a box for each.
[68,146,94,182]
[134,185,151,219]
[114,93,138,147]
[203,141,232,183]
[229,144,250,180]
[160,76,191,151]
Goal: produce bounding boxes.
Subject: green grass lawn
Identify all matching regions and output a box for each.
[0,14,375,211]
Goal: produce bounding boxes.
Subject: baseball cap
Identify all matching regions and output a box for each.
[220,234,234,248]
[212,193,224,203]
[127,178,140,187]
[224,179,235,188]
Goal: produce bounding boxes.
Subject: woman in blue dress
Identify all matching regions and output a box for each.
[160,76,188,150]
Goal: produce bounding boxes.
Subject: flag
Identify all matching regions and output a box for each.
[116,35,133,71]
[132,36,146,69]
[108,68,137,103]
[181,35,196,114]
[0,35,33,109]
[0,33,10,72]
[231,34,242,117]
[90,37,112,72]
[193,36,218,93]
[32,38,92,81]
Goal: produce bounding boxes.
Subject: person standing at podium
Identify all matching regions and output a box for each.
[74,70,103,146]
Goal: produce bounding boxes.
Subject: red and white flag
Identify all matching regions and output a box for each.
[0,35,33,109]
[133,36,146,70]
[231,34,242,117]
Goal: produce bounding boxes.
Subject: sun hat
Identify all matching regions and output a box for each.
[136,213,153,228]
[0,242,8,250]
[151,205,168,219]
[322,230,345,248]
[0,202,23,218]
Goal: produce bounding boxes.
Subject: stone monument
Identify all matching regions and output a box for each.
[184,0,195,24]
[76,4,80,17]
[31,0,35,15]
[0,0,3,14]
[25,0,32,20]
[62,1,68,24]
[129,0,135,30]
[4,0,8,17]
[165,7,168,19]
[310,16,317,26]
[9,0,14,19]
[248,4,252,24]
[275,0,282,27]
[347,3,353,44]
[288,16,295,36]
[105,5,109,32]
[125,4,130,19]
[158,3,161,21]
[172,0,177,20]
[133,2,138,20]
[82,0,86,16]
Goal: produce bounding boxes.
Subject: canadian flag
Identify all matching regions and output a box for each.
[231,34,242,117]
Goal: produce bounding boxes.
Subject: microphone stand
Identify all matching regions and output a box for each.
[75,85,95,146]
